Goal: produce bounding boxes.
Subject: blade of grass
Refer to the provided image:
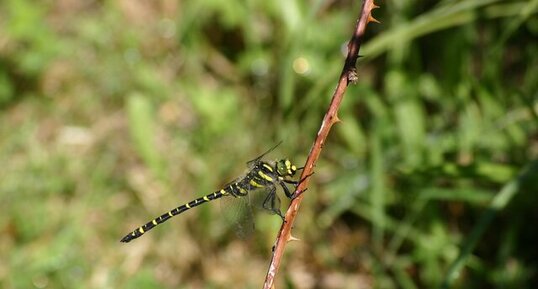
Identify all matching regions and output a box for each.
[127,93,164,180]
[361,0,533,60]
[371,124,385,254]
[440,160,538,288]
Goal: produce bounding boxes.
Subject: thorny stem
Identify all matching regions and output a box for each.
[263,1,380,288]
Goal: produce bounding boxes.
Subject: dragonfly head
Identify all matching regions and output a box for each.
[276,159,297,177]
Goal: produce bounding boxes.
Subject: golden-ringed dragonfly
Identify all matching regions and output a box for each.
[120,144,302,243]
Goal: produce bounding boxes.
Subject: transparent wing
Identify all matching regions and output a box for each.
[219,185,285,238]
[220,194,255,238]
[248,185,284,217]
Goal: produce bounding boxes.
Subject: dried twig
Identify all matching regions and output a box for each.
[263,1,380,288]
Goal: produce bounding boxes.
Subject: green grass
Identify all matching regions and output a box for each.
[1,0,537,288]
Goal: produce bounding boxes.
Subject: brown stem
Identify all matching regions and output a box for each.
[263,1,380,288]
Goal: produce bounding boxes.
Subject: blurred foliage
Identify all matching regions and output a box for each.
[0,0,537,288]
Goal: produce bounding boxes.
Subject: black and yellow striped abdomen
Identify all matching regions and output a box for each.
[120,189,230,243]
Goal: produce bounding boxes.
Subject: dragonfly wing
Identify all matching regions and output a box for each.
[248,185,284,217]
[220,194,255,238]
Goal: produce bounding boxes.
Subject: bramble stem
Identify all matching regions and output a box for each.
[262,1,380,288]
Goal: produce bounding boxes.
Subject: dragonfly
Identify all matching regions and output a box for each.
[120,144,302,243]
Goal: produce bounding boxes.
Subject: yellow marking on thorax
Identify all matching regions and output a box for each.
[263,164,273,172]
[250,179,263,188]
[258,170,273,182]
[138,227,145,234]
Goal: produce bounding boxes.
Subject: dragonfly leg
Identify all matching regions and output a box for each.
[263,186,285,220]
[299,172,314,184]
[279,180,294,199]
[291,188,308,200]
[283,172,314,186]
[283,172,314,199]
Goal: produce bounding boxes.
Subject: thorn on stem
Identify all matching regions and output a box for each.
[288,235,301,242]
[334,115,342,123]
[368,15,380,24]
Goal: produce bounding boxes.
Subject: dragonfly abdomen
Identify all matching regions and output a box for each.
[120,189,229,243]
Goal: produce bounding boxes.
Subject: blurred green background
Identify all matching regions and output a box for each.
[1,0,537,288]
